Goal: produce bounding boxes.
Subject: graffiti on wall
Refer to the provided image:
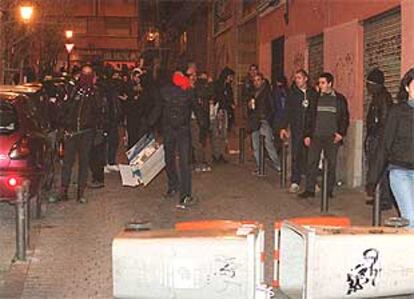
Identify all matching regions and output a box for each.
[287,51,305,82]
[334,52,355,102]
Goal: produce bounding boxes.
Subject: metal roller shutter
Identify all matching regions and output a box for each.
[364,7,401,105]
[308,34,324,86]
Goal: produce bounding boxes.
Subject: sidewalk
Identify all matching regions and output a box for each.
[0,152,400,298]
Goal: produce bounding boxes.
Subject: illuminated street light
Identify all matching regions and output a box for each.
[65,43,74,72]
[65,30,73,39]
[19,5,34,23]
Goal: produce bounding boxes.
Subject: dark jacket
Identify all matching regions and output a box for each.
[104,78,123,126]
[215,67,235,111]
[60,82,103,133]
[281,85,317,135]
[242,75,255,103]
[159,82,203,132]
[194,79,214,130]
[304,91,350,139]
[365,86,393,152]
[272,86,288,130]
[367,102,414,186]
[247,83,276,131]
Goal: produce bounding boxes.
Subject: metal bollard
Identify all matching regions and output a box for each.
[35,191,42,219]
[321,157,329,213]
[15,186,27,261]
[280,142,288,189]
[23,181,30,249]
[258,135,266,176]
[239,127,246,164]
[372,184,382,226]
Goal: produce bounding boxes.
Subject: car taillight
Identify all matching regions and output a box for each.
[6,176,21,189]
[9,137,31,159]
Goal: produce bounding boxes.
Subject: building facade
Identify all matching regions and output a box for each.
[47,0,141,66]
[204,0,413,187]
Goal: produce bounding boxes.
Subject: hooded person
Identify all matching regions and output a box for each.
[364,68,395,210]
[211,66,235,163]
[154,58,205,209]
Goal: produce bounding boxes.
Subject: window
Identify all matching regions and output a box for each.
[71,18,87,34]
[0,101,19,134]
[105,17,131,36]
[242,0,256,17]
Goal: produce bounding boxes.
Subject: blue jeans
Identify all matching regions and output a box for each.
[389,168,414,228]
[252,120,280,170]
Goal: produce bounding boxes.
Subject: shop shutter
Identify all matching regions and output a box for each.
[364,7,401,105]
[308,34,324,87]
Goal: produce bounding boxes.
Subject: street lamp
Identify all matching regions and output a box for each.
[65,43,74,72]
[64,30,74,72]
[65,30,73,39]
[19,5,34,23]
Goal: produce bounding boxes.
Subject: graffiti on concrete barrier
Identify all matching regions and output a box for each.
[211,255,242,293]
[346,248,382,295]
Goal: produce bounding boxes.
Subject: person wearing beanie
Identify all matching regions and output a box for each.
[365,67,395,210]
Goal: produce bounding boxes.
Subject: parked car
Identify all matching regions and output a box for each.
[0,91,54,204]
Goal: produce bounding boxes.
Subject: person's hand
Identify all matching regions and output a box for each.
[304,137,311,147]
[334,133,343,144]
[280,129,289,140]
[248,99,254,109]
[118,94,128,101]
[365,184,376,197]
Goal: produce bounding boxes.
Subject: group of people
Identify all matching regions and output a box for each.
[54,57,414,225]
[54,59,237,209]
[243,65,349,199]
[244,63,414,228]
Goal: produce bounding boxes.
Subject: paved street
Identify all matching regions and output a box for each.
[0,149,401,299]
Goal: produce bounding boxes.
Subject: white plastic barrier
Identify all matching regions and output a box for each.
[279,222,414,298]
[175,220,266,286]
[112,226,264,299]
[273,217,351,289]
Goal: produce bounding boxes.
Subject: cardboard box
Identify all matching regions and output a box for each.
[132,144,165,186]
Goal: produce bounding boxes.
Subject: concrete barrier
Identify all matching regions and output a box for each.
[278,222,414,298]
[113,225,264,299]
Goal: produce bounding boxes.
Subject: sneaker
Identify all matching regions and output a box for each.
[288,183,300,194]
[252,169,260,176]
[104,165,111,174]
[298,191,315,199]
[164,189,178,199]
[89,180,105,189]
[77,189,87,204]
[201,165,212,172]
[176,196,198,210]
[107,164,120,172]
[194,165,203,173]
[77,196,88,204]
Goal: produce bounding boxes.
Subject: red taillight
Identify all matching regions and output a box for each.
[6,176,20,189]
[9,137,30,159]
